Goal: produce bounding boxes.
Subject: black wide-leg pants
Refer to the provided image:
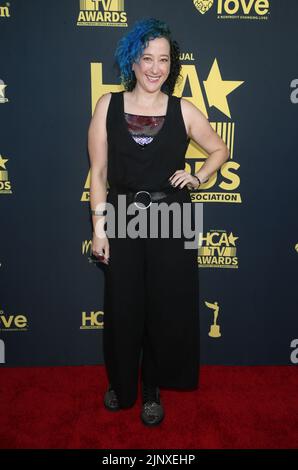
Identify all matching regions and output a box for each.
[103,187,200,408]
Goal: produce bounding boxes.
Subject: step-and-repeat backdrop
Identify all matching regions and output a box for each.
[1,0,298,366]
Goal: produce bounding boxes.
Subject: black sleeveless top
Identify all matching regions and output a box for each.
[106,90,190,192]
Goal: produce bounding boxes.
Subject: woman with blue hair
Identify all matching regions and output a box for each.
[88,17,229,426]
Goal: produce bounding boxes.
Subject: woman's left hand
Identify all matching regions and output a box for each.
[169,170,200,190]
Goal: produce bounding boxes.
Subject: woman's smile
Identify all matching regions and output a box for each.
[145,75,161,83]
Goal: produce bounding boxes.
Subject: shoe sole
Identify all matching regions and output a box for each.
[140,413,164,426]
[104,402,121,411]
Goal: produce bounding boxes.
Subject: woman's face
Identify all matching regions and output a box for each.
[132,37,171,92]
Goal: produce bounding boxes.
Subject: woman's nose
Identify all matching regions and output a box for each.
[150,62,160,74]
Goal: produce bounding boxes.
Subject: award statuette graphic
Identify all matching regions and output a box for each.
[0,79,8,103]
[205,301,221,338]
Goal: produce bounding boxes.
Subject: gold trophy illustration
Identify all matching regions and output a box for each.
[205,301,221,338]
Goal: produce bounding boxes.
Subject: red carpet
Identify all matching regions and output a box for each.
[0,365,297,449]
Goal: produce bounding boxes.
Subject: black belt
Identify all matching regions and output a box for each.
[109,185,181,209]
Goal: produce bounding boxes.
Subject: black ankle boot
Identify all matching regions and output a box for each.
[104,384,120,411]
[141,382,164,426]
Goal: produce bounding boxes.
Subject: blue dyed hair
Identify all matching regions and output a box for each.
[114,18,182,95]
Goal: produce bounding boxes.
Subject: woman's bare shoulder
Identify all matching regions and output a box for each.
[94,92,113,115]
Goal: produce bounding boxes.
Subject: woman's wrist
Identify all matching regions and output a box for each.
[192,174,201,189]
[194,172,209,184]
[93,229,107,240]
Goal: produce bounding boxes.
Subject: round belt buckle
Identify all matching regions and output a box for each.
[134,190,152,209]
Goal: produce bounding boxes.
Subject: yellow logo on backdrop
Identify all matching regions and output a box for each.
[205,301,221,338]
[198,230,239,268]
[77,0,127,27]
[81,57,244,204]
[193,1,214,15]
[180,53,195,61]
[176,57,243,203]
[0,154,12,194]
[82,239,92,256]
[0,3,10,18]
[0,310,28,331]
[81,310,104,329]
[193,0,270,20]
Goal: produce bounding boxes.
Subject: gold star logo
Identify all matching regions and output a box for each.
[0,154,9,169]
[203,59,244,118]
[228,232,239,246]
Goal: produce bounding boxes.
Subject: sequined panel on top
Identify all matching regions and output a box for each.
[124,113,166,147]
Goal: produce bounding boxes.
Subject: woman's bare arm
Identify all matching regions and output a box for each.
[181,98,230,183]
[88,92,112,263]
[88,92,111,234]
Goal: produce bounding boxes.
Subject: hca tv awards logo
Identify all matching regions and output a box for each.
[0,79,12,195]
[81,55,244,204]
[193,0,270,20]
[0,154,12,194]
[77,0,127,27]
[80,310,104,329]
[199,230,239,268]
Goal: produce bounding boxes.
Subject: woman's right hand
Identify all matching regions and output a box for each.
[92,232,110,265]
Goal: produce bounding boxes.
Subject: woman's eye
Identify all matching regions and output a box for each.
[143,57,168,62]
